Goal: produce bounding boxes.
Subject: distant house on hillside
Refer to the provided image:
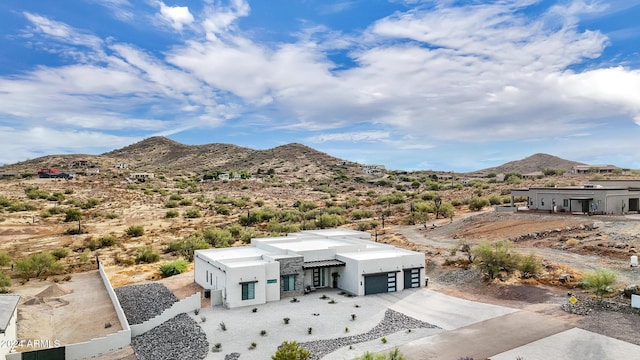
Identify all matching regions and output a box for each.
[362,165,385,176]
[129,172,154,181]
[38,168,75,179]
[510,179,640,215]
[571,165,620,174]
[85,168,100,175]
[114,163,127,169]
[522,171,544,179]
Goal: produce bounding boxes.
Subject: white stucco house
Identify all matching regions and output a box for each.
[0,295,20,359]
[194,229,425,308]
[510,180,640,214]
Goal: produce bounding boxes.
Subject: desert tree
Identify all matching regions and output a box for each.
[582,268,617,299]
[271,341,310,360]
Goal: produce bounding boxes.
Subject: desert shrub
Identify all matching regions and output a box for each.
[582,268,617,299]
[159,259,189,277]
[472,241,519,279]
[351,209,375,220]
[25,187,49,200]
[51,248,70,260]
[47,192,65,202]
[326,206,346,215]
[64,208,82,222]
[82,198,100,209]
[105,212,119,219]
[267,220,300,234]
[293,200,317,212]
[165,200,179,208]
[239,208,276,226]
[277,209,302,222]
[169,193,183,201]
[184,208,201,218]
[314,213,346,228]
[15,252,63,279]
[518,252,542,279]
[100,235,117,247]
[167,236,209,261]
[165,210,179,218]
[179,198,193,206]
[203,228,233,248]
[215,205,230,215]
[488,195,502,205]
[126,225,144,237]
[64,188,74,194]
[271,340,310,360]
[0,252,11,267]
[377,192,405,205]
[0,272,11,293]
[41,210,52,218]
[468,197,490,211]
[254,199,265,207]
[136,246,160,263]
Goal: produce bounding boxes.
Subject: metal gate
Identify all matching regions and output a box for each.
[22,347,65,360]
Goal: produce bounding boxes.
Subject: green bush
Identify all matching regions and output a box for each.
[0,252,11,267]
[82,198,100,209]
[64,208,82,222]
[488,195,502,205]
[135,246,160,263]
[582,269,617,299]
[472,241,519,279]
[468,197,490,211]
[215,205,230,215]
[271,340,310,360]
[15,252,63,279]
[165,210,179,218]
[351,209,374,220]
[100,235,117,247]
[184,208,201,218]
[518,252,541,279]
[51,248,70,260]
[165,200,179,208]
[25,187,49,200]
[203,228,233,247]
[179,198,193,206]
[167,235,209,261]
[169,193,183,201]
[126,225,144,237]
[159,259,190,277]
[314,213,346,229]
[0,272,11,293]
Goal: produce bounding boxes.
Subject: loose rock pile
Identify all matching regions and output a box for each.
[132,313,208,360]
[298,309,440,360]
[434,268,481,286]
[115,283,178,325]
[561,295,640,316]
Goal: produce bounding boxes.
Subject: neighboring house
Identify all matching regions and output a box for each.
[85,168,100,175]
[129,173,154,181]
[362,165,385,176]
[510,180,640,214]
[0,295,20,359]
[114,163,127,169]
[38,168,75,179]
[194,229,425,309]
[521,171,544,179]
[0,172,17,179]
[571,165,620,174]
[218,173,230,181]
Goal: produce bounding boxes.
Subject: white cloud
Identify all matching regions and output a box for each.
[23,12,103,49]
[306,131,390,143]
[158,2,195,31]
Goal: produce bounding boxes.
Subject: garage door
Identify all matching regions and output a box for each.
[404,268,421,289]
[364,272,396,295]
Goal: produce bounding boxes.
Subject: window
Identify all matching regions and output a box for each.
[563,199,569,207]
[541,198,544,206]
[282,275,296,291]
[241,282,255,300]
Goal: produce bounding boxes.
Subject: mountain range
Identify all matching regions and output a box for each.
[0,137,592,176]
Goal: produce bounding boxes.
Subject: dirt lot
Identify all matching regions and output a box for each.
[13,270,122,351]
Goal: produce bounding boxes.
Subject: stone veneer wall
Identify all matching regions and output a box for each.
[279,256,304,297]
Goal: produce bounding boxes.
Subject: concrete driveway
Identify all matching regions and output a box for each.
[191,288,640,359]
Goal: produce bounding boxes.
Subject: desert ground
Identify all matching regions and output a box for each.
[1,173,639,357]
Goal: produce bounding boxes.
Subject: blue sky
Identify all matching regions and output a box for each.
[1,0,640,172]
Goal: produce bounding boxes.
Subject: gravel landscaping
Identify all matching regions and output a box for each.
[132,313,208,360]
[115,282,178,325]
[298,309,440,360]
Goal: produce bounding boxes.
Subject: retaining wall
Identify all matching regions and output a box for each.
[130,292,201,337]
